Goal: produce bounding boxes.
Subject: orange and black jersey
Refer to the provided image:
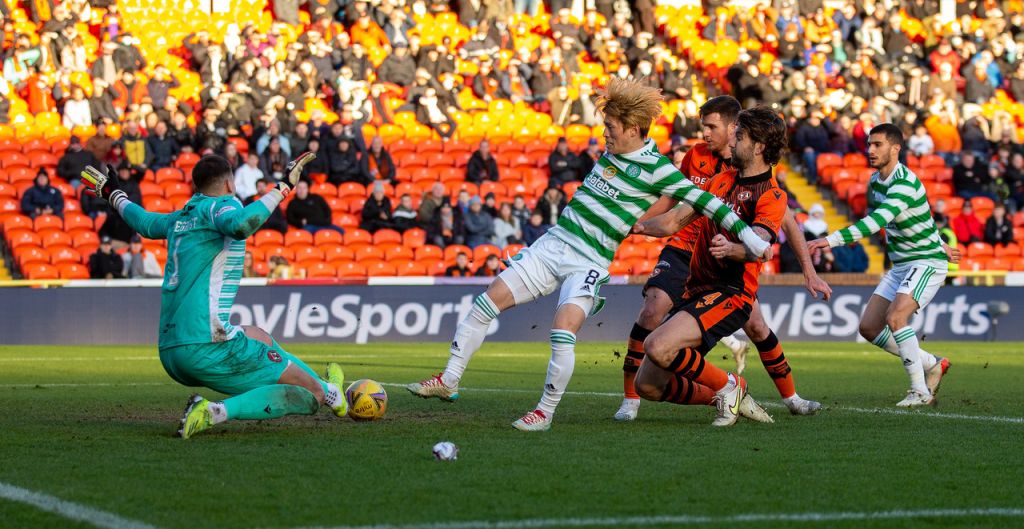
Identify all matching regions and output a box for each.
[685,168,787,299]
[666,142,729,253]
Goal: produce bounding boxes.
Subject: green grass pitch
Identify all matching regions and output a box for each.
[1,341,1022,529]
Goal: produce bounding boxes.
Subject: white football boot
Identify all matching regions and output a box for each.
[613,398,641,421]
[512,409,552,431]
[896,389,935,408]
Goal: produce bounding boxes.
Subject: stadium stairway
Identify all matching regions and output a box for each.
[783,167,884,274]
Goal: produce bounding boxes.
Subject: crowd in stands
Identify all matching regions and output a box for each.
[3,0,1024,280]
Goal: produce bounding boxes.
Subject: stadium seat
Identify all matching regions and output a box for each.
[617,244,647,260]
[416,244,443,260]
[49,246,82,265]
[72,230,99,248]
[986,258,1011,271]
[608,260,631,275]
[33,214,63,231]
[385,245,415,260]
[967,242,994,258]
[58,263,89,279]
[314,230,344,245]
[0,151,29,168]
[62,214,93,232]
[262,245,295,261]
[994,244,1021,258]
[472,244,502,263]
[292,244,324,262]
[394,259,428,276]
[162,181,191,199]
[344,229,373,245]
[16,245,49,266]
[363,259,398,276]
[7,229,41,248]
[350,243,385,261]
[322,244,355,262]
[338,196,365,212]
[142,197,174,213]
[284,230,314,246]
[312,182,338,197]
[816,153,842,172]
[628,258,655,275]
[155,167,184,184]
[304,262,337,278]
[255,230,285,247]
[335,260,368,278]
[24,262,59,280]
[920,154,946,168]
[444,244,472,262]
[333,213,359,228]
[417,140,444,155]
[843,153,868,168]
[174,152,200,169]
[7,166,34,184]
[970,197,994,219]
[504,244,525,257]
[403,227,427,248]
[372,229,402,245]
[422,258,446,276]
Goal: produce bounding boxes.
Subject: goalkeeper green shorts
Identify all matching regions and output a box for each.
[159,333,299,395]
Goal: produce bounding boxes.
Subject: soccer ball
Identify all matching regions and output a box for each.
[346,379,387,421]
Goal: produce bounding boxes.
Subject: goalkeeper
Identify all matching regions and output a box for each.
[81,153,350,439]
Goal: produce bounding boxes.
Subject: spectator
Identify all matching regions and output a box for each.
[62,86,92,129]
[803,204,829,239]
[522,211,550,246]
[548,86,581,127]
[415,87,456,140]
[464,196,495,248]
[466,139,499,184]
[377,41,416,86]
[121,120,148,169]
[907,125,934,157]
[98,163,143,246]
[89,236,124,279]
[481,192,499,217]
[444,251,472,277]
[287,180,344,235]
[243,251,259,278]
[953,152,995,200]
[256,119,292,158]
[122,234,162,278]
[361,135,396,185]
[245,178,288,234]
[56,136,100,187]
[952,201,985,244]
[535,187,566,225]
[475,254,503,277]
[326,137,365,184]
[392,193,418,232]
[578,138,601,178]
[418,182,449,227]
[493,202,522,247]
[21,170,64,219]
[510,194,531,227]
[300,138,330,180]
[89,80,120,124]
[361,181,396,233]
[984,203,1014,247]
[146,65,180,110]
[144,120,180,171]
[832,242,869,273]
[794,110,831,184]
[267,255,294,280]
[234,153,264,201]
[85,123,116,161]
[429,203,464,247]
[671,100,702,142]
[259,137,289,180]
[548,137,582,187]
[221,142,242,172]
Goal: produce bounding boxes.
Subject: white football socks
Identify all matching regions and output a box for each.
[441,294,500,387]
[872,326,938,369]
[537,330,576,416]
[323,383,343,409]
[893,326,929,394]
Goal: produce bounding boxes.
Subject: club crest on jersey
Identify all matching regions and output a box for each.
[625,164,641,178]
[268,351,282,363]
[602,166,617,179]
[737,190,752,201]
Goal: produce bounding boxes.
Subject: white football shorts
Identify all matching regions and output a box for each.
[498,233,610,315]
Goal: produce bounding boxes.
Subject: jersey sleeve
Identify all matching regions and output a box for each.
[825,180,913,247]
[206,190,285,240]
[659,166,751,238]
[115,199,175,240]
[752,188,788,244]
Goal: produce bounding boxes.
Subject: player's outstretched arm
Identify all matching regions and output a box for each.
[781,208,832,300]
[817,183,910,251]
[213,152,317,240]
[632,203,696,237]
[670,183,770,258]
[709,231,773,262]
[81,165,173,239]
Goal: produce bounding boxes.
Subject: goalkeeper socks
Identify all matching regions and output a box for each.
[893,326,929,394]
[323,383,343,409]
[872,326,938,369]
[537,330,577,416]
[441,293,500,387]
[658,375,715,406]
[753,331,796,399]
[270,339,340,405]
[223,385,319,420]
[623,323,652,400]
[209,402,228,424]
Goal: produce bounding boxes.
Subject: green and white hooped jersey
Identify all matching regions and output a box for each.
[549,139,752,267]
[826,163,946,265]
[116,190,283,349]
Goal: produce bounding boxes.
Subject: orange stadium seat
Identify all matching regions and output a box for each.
[292,244,324,262]
[335,260,368,278]
[284,230,314,246]
[344,229,373,246]
[353,244,386,261]
[33,214,63,231]
[49,246,82,265]
[385,245,415,260]
[472,244,501,263]
[416,244,443,260]
[363,259,398,276]
[323,244,355,262]
[58,263,90,279]
[24,262,59,280]
[16,245,49,265]
[372,229,402,245]
[314,229,344,245]
[254,230,285,247]
[304,262,337,278]
[395,259,427,276]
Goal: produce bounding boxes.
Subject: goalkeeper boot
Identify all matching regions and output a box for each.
[738,394,774,423]
[613,398,641,421]
[406,373,460,402]
[178,394,214,439]
[896,389,935,408]
[512,409,552,432]
[925,357,950,398]
[784,395,823,416]
[712,375,746,427]
[324,362,349,418]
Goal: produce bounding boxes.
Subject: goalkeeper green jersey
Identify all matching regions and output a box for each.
[825,162,946,264]
[117,190,284,349]
[549,139,755,266]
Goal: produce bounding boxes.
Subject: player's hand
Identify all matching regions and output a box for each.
[709,234,733,259]
[807,238,830,254]
[943,242,961,264]
[804,272,833,301]
[279,152,316,195]
[80,164,124,203]
[631,222,647,235]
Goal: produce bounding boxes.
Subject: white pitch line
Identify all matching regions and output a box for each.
[381,383,1024,425]
[280,507,1024,529]
[0,481,161,529]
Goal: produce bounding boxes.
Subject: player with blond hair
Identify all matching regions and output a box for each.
[406,78,774,431]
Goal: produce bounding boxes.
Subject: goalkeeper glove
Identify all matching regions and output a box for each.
[279,152,317,195]
[80,165,126,204]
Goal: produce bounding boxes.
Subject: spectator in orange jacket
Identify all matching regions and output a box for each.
[112,70,147,116]
[350,12,389,52]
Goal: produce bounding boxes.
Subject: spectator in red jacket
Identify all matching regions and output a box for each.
[952,201,984,244]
